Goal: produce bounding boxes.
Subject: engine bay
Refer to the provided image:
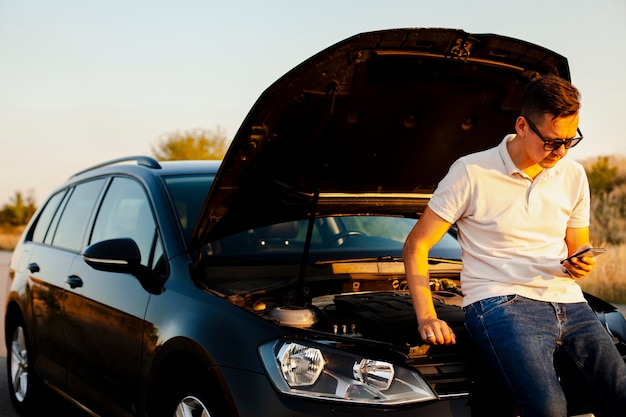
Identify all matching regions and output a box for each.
[199,257,464,348]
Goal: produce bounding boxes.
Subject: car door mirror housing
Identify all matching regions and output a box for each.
[82,238,142,273]
[82,238,166,294]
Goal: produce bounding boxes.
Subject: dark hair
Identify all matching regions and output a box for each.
[520,74,580,121]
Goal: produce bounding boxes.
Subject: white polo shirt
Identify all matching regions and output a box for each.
[429,134,590,307]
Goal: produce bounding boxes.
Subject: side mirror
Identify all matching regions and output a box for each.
[82,238,141,273]
[82,238,165,295]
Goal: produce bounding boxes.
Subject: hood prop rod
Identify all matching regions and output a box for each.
[296,82,338,304]
[297,190,320,305]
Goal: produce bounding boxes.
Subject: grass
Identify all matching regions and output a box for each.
[578,244,626,304]
[0,226,23,251]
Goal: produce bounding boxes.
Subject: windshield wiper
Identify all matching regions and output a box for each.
[428,257,462,265]
[315,255,462,265]
[315,255,402,265]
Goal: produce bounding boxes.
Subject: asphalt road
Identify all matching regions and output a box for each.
[0,250,14,417]
[0,250,625,417]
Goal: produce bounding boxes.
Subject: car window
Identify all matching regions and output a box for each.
[48,179,106,251]
[162,174,215,244]
[29,189,68,244]
[91,177,162,269]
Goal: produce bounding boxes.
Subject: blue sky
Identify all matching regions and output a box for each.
[1,0,625,205]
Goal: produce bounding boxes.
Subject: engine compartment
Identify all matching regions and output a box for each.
[198,254,465,346]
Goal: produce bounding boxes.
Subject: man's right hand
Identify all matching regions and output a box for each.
[419,317,456,345]
[403,207,457,346]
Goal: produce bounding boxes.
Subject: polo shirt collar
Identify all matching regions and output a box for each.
[498,134,520,176]
[497,134,560,181]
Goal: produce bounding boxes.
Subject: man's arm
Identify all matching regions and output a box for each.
[403,207,456,345]
[562,226,595,279]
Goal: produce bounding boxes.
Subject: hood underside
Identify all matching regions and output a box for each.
[191,28,570,248]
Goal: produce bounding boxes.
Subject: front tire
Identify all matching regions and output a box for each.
[6,318,44,415]
[155,371,226,417]
[174,394,211,417]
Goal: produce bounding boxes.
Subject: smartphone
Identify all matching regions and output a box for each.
[560,247,606,264]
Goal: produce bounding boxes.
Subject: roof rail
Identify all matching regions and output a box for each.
[71,155,162,177]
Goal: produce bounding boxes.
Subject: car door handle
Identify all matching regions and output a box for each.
[66,275,83,289]
[28,263,40,273]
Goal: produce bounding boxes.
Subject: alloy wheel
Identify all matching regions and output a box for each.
[174,395,211,417]
[9,326,29,402]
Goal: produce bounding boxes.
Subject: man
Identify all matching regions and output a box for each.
[403,74,626,416]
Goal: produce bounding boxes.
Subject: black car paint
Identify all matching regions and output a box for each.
[5,159,469,417]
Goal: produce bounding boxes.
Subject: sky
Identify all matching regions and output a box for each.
[1,0,625,206]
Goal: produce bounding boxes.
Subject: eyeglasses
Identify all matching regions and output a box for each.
[522,115,584,151]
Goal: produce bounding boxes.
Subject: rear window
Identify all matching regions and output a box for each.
[29,179,105,251]
[30,190,68,244]
[51,180,106,251]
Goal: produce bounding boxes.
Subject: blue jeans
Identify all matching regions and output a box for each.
[464,295,626,417]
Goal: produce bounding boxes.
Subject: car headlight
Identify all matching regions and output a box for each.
[259,340,437,405]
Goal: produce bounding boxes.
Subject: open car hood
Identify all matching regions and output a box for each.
[190,28,570,248]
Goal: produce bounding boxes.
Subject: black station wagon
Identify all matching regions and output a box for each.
[5,28,626,417]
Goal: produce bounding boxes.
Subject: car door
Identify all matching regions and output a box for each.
[20,180,105,387]
[62,176,160,416]
[17,189,72,386]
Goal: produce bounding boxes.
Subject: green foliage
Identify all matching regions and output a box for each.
[151,126,229,161]
[587,156,617,195]
[0,191,37,226]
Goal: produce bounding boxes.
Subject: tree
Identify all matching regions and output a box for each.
[586,156,617,195]
[151,126,229,161]
[0,191,37,226]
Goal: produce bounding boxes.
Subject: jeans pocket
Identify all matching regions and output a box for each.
[471,294,518,317]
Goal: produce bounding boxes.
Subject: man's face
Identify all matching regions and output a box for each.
[524,112,580,169]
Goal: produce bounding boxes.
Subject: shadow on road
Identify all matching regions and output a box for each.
[0,356,15,416]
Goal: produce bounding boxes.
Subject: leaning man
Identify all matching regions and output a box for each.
[403,74,626,417]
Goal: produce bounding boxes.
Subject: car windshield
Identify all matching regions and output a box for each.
[162,173,462,300]
[160,173,460,263]
[195,216,461,299]
[203,216,461,263]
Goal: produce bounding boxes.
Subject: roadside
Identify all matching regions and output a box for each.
[0,251,8,357]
